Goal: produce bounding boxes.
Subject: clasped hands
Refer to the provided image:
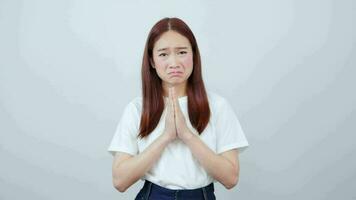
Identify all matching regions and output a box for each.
[164,87,194,143]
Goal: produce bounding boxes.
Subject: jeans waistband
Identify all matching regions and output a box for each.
[138,180,215,200]
[144,180,214,193]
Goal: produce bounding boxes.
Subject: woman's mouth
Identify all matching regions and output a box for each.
[169,71,183,77]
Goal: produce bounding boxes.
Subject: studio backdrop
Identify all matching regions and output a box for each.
[0,0,355,199]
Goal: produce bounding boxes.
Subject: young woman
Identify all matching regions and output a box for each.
[108,17,249,200]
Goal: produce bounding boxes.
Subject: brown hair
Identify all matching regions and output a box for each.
[138,17,210,138]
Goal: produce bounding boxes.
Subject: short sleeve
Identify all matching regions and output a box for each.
[107,102,140,156]
[215,98,249,154]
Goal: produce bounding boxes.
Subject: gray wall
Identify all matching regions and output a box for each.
[1,0,355,199]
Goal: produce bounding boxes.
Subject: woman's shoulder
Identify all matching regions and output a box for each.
[126,96,143,112]
[125,91,229,111]
[129,96,143,105]
[206,90,228,107]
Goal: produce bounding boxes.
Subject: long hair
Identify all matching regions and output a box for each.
[138,17,210,138]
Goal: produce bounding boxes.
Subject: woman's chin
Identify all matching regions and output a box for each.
[164,79,186,86]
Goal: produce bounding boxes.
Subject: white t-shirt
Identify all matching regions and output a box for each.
[107,91,249,189]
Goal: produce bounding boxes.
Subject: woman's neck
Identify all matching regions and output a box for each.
[162,82,187,98]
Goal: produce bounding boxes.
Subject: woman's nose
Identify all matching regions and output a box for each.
[168,55,179,68]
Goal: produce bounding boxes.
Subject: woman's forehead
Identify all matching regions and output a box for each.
[153,31,191,51]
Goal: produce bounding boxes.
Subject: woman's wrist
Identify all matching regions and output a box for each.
[160,131,175,144]
[180,129,194,143]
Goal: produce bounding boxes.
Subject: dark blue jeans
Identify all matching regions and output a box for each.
[135,180,216,200]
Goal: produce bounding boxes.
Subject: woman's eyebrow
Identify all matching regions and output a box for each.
[157,48,168,52]
[157,47,188,52]
[175,47,188,50]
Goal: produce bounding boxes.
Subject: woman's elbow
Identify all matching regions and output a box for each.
[113,178,128,193]
[224,174,239,190]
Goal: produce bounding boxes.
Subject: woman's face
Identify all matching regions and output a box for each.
[151,30,193,87]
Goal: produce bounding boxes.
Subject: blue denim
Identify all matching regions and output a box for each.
[135,180,216,200]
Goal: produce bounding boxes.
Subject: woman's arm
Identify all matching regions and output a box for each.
[112,133,171,192]
[169,88,240,189]
[112,90,177,192]
[170,88,240,189]
[183,133,240,189]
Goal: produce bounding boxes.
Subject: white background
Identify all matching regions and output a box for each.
[1,0,355,199]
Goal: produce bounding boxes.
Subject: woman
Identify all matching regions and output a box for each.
[108,17,249,200]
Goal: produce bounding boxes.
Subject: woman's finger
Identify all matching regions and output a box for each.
[172,88,182,115]
[169,88,174,116]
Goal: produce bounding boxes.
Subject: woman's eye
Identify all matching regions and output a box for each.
[178,51,187,55]
[159,53,168,57]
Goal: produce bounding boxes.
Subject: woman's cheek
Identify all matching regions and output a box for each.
[182,54,193,68]
[154,59,166,68]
